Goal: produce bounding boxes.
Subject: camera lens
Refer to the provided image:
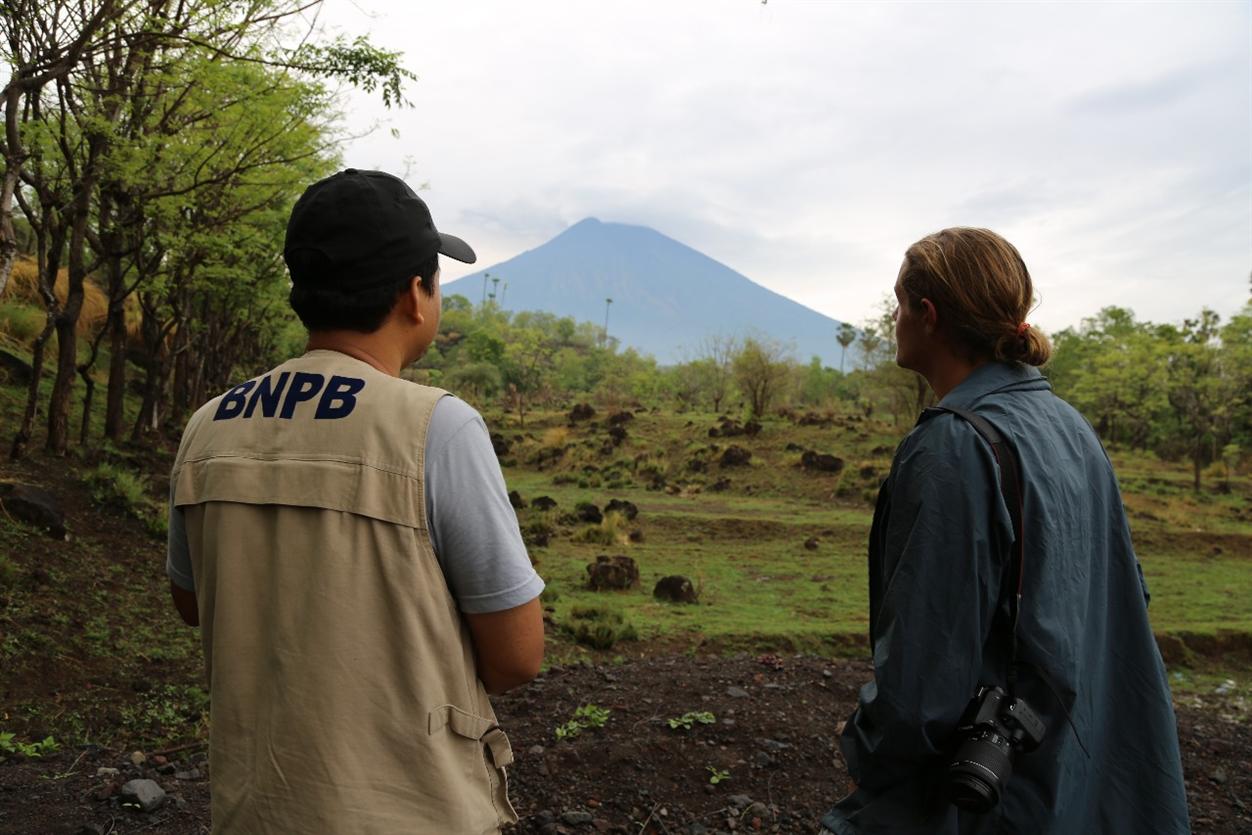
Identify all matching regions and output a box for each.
[944,731,1014,813]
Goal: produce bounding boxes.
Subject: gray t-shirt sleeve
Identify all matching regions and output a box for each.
[425,396,544,614]
[166,486,195,591]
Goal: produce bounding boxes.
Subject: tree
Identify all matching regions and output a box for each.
[696,334,738,412]
[732,336,791,418]
[836,322,856,373]
[4,0,413,457]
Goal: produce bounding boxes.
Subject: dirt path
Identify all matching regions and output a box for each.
[1,655,1247,834]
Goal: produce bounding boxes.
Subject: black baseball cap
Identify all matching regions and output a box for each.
[283,168,476,290]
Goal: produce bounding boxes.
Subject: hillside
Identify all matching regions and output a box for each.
[445,218,849,366]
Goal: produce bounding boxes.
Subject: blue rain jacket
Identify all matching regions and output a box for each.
[822,362,1190,835]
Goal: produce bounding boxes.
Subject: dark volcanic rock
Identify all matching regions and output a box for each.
[604,498,638,521]
[0,348,33,386]
[575,502,603,524]
[719,446,752,467]
[490,432,512,456]
[586,555,640,590]
[531,496,559,512]
[0,482,68,539]
[653,575,698,603]
[509,490,527,510]
[607,425,628,445]
[607,411,634,426]
[804,537,820,551]
[800,451,844,473]
[568,403,596,423]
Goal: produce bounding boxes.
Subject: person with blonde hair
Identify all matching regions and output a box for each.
[820,228,1190,834]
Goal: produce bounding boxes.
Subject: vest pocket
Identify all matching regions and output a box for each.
[428,705,519,826]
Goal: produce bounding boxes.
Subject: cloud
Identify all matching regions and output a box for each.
[321,0,1251,332]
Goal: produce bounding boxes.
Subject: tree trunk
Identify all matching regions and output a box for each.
[10,317,54,460]
[104,298,127,438]
[45,190,92,454]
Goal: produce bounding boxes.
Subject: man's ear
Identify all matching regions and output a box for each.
[401,275,425,324]
[919,297,939,333]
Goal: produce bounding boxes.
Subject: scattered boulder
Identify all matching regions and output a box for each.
[687,458,707,473]
[804,537,820,551]
[628,529,645,543]
[858,465,877,480]
[719,446,752,467]
[521,520,552,548]
[709,477,731,492]
[508,490,527,510]
[575,502,603,524]
[604,498,639,521]
[490,432,512,457]
[531,496,558,512]
[0,348,33,386]
[568,403,596,423]
[532,446,567,468]
[653,575,698,603]
[743,419,762,437]
[607,411,634,426]
[119,779,165,813]
[607,425,628,445]
[796,412,833,427]
[785,442,805,453]
[562,810,594,826]
[586,555,640,590]
[0,482,67,539]
[801,451,844,474]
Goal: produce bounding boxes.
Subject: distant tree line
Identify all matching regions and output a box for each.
[416,286,1250,493]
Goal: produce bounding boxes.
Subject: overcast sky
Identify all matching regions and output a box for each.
[315,0,1251,334]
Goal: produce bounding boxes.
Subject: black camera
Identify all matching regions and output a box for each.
[944,685,1046,813]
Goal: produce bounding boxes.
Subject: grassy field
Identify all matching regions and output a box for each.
[488,405,1252,664]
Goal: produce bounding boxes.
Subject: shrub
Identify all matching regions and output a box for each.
[0,553,17,590]
[562,606,639,650]
[0,302,45,347]
[86,464,165,540]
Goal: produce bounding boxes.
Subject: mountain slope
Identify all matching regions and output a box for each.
[444,218,848,366]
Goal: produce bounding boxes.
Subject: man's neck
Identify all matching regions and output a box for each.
[305,331,405,377]
[927,355,986,402]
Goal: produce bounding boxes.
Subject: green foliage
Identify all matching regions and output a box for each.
[85,463,166,538]
[0,732,59,759]
[667,710,716,730]
[732,337,792,418]
[0,302,45,347]
[562,606,639,649]
[0,552,17,590]
[554,704,611,741]
[706,765,731,784]
[1048,304,1251,490]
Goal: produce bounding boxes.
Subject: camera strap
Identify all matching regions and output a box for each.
[923,406,1025,695]
[924,405,1092,759]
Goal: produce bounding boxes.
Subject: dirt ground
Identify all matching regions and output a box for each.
[1,653,1248,835]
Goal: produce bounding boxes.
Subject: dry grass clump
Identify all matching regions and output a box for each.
[5,256,108,337]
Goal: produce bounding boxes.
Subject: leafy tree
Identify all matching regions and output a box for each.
[836,322,856,373]
[732,336,791,418]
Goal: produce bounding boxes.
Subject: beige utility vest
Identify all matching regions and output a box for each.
[172,350,517,834]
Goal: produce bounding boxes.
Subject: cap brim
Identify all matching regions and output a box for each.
[438,233,476,264]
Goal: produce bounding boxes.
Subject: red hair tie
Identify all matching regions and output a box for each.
[1016,322,1031,337]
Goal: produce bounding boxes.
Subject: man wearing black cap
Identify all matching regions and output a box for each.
[166,169,544,833]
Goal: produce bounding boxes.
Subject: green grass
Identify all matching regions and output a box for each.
[496,408,1252,659]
